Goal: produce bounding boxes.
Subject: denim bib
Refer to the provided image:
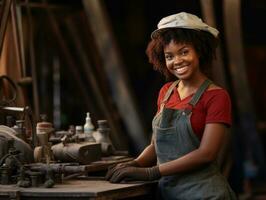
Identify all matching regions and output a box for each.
[152,80,236,200]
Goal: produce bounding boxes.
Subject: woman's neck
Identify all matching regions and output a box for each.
[179,73,207,89]
[177,74,207,100]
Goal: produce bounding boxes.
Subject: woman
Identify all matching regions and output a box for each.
[106,12,236,199]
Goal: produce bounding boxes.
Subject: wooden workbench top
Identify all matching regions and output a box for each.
[0,179,157,200]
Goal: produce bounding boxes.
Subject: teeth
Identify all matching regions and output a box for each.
[176,66,188,73]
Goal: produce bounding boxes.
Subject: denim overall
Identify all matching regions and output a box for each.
[153,80,236,200]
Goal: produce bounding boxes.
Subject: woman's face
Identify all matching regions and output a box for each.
[164,40,200,80]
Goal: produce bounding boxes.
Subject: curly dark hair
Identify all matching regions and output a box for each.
[146,28,219,80]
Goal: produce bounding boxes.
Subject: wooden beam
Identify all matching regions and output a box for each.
[64,18,128,149]
[200,0,228,88]
[25,0,40,118]
[224,0,253,113]
[0,0,12,56]
[0,2,77,10]
[45,4,92,114]
[223,0,265,173]
[10,0,23,75]
[82,0,147,151]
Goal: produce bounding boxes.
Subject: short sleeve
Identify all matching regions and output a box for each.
[205,89,232,126]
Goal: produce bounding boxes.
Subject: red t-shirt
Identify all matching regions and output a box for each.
[157,82,232,139]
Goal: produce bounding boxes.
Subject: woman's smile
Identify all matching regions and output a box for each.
[164,41,200,80]
[174,65,189,75]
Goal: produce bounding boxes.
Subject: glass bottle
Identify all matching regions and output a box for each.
[83,112,96,142]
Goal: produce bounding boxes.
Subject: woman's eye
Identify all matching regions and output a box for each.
[165,55,173,60]
[181,50,189,56]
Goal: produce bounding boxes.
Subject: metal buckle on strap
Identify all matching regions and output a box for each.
[183,108,192,115]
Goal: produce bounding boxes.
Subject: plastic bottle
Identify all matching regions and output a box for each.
[84,112,96,142]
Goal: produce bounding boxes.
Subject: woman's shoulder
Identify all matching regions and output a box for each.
[159,81,175,94]
[157,81,176,103]
[206,84,230,96]
[202,84,231,105]
[202,84,232,125]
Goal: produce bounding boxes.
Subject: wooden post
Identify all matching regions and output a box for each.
[25,0,40,118]
[64,18,128,149]
[45,6,92,114]
[223,0,265,177]
[200,0,228,88]
[82,0,147,151]
[0,0,12,56]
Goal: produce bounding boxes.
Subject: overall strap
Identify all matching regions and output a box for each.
[189,79,212,107]
[159,80,180,113]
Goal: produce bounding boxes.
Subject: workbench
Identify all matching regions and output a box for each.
[0,156,158,200]
[0,179,157,200]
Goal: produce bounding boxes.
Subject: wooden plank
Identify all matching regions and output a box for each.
[223,0,265,174]
[0,4,26,107]
[44,4,92,114]
[0,2,72,9]
[223,0,253,113]
[10,1,23,76]
[0,0,12,56]
[0,180,156,200]
[25,0,40,118]
[200,0,228,88]
[64,18,127,149]
[82,0,147,152]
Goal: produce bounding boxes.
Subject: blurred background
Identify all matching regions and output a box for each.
[1,0,266,198]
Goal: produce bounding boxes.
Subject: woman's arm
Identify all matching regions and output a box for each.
[135,139,157,167]
[159,123,227,176]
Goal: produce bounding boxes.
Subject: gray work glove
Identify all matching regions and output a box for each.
[106,160,139,179]
[105,166,161,183]
[114,160,140,168]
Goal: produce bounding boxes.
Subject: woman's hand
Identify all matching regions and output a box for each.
[105,160,139,179]
[106,165,161,183]
[105,139,158,183]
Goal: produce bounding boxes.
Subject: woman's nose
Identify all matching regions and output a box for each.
[174,56,183,66]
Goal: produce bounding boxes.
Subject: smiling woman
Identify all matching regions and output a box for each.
[106,12,236,199]
[146,27,218,81]
[163,42,200,81]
